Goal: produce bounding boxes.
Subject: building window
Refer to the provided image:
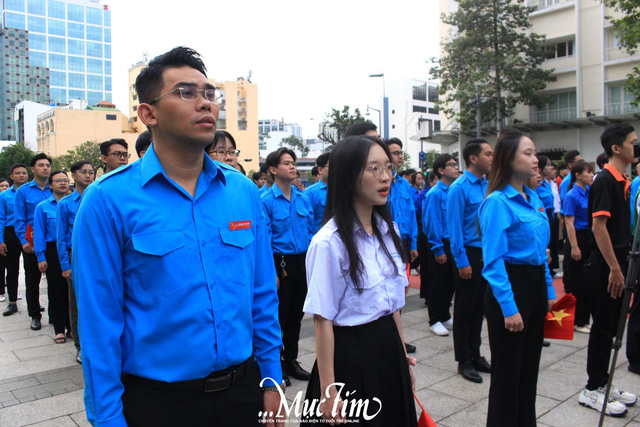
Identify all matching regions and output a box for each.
[544,40,574,59]
[413,81,427,101]
[413,105,427,113]
[50,88,66,104]
[68,56,84,72]
[104,28,111,43]
[18,58,27,66]
[5,13,26,30]
[105,92,112,103]
[5,0,25,12]
[531,91,577,122]
[68,39,84,56]
[67,4,84,22]
[87,58,102,74]
[87,91,102,105]
[30,51,46,67]
[48,19,65,36]
[88,75,102,90]
[105,60,111,75]
[428,86,439,102]
[105,76,112,91]
[50,71,65,86]
[133,106,137,111]
[87,42,102,58]
[30,33,45,50]
[607,84,639,114]
[86,25,102,41]
[27,0,45,16]
[48,0,65,19]
[69,89,84,99]
[27,15,46,33]
[68,73,85,89]
[392,125,396,129]
[18,32,25,39]
[434,121,441,131]
[48,53,65,70]
[429,107,438,115]
[104,44,111,59]
[104,10,111,26]
[39,78,47,85]
[48,36,65,53]
[68,22,84,39]
[106,114,117,121]
[9,39,16,47]
[86,7,102,25]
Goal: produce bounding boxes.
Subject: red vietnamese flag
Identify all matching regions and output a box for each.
[26,224,34,247]
[544,293,576,340]
[414,393,437,427]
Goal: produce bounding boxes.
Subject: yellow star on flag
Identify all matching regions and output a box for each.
[548,309,571,326]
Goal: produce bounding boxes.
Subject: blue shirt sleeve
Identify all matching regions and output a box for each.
[408,200,418,251]
[446,182,469,268]
[56,200,71,272]
[562,191,577,217]
[0,194,6,245]
[33,202,47,263]
[425,189,445,257]
[14,186,28,246]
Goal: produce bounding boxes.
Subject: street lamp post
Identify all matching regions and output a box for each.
[366,105,381,135]
[369,73,386,138]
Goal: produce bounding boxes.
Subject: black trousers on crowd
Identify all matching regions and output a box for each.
[417,224,431,301]
[546,209,559,271]
[274,252,307,362]
[485,264,547,427]
[2,227,22,302]
[122,357,264,426]
[585,250,628,390]
[23,250,43,319]
[67,250,80,350]
[427,240,455,325]
[562,229,593,327]
[453,246,487,363]
[627,287,640,370]
[46,242,70,335]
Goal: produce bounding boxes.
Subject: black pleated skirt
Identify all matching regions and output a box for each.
[303,314,418,426]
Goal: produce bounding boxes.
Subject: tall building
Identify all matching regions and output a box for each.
[437,0,640,162]
[1,0,113,139]
[259,118,302,139]
[128,63,260,173]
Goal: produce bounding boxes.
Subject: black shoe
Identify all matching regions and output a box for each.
[39,306,45,312]
[3,303,17,316]
[76,350,82,365]
[30,318,41,330]
[472,356,492,373]
[283,359,311,381]
[629,365,640,376]
[458,361,482,383]
[405,343,417,354]
[542,340,551,347]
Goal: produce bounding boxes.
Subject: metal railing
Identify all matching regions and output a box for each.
[530,108,577,123]
[605,102,640,115]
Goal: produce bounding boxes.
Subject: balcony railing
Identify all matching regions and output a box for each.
[604,47,636,62]
[530,108,577,123]
[527,0,574,11]
[605,102,640,115]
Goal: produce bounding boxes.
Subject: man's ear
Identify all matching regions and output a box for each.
[137,103,157,128]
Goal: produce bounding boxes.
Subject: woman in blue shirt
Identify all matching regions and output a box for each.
[562,160,594,333]
[479,131,556,427]
[303,136,417,426]
[33,171,70,344]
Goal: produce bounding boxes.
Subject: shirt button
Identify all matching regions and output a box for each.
[202,241,206,247]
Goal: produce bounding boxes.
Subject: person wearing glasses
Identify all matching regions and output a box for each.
[72,47,285,426]
[99,138,130,173]
[33,170,70,344]
[206,130,242,172]
[14,153,52,331]
[261,147,314,386]
[303,136,417,426]
[56,161,95,364]
[421,154,458,337]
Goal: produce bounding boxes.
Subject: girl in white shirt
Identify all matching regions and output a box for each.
[303,136,417,426]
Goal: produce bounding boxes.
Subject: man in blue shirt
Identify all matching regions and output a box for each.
[0,163,29,316]
[305,152,329,234]
[57,160,94,364]
[99,139,130,174]
[72,47,284,427]
[14,153,52,331]
[261,147,314,385]
[559,150,583,201]
[447,139,493,383]
[422,154,458,337]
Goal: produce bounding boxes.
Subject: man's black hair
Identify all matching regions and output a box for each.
[463,138,489,167]
[432,153,454,179]
[564,150,581,164]
[135,130,152,157]
[385,137,403,149]
[265,148,296,180]
[30,152,52,167]
[601,123,635,157]
[311,166,318,177]
[135,46,208,105]
[259,162,269,174]
[399,168,416,178]
[252,172,263,182]
[0,178,9,185]
[556,161,568,171]
[71,160,92,173]
[10,163,28,173]
[316,152,330,168]
[344,121,377,138]
[100,138,128,156]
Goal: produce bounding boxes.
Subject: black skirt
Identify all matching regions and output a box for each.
[303,314,417,426]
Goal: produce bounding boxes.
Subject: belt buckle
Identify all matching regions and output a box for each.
[204,371,234,393]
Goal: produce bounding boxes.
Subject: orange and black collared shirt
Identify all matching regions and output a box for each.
[588,163,632,252]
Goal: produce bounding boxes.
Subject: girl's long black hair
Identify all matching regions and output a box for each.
[322,136,405,293]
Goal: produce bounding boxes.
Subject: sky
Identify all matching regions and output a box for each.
[110,0,442,139]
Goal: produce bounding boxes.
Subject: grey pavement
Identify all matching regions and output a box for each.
[1,277,639,426]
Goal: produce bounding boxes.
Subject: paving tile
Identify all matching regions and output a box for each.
[0,353,78,381]
[428,374,491,403]
[0,377,39,394]
[69,411,92,427]
[24,416,79,426]
[411,363,457,390]
[414,386,474,421]
[536,390,638,427]
[0,389,85,425]
[12,379,76,399]
[438,397,488,427]
[0,335,56,354]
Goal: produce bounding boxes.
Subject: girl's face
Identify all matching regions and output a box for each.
[354,144,393,209]
[512,137,538,180]
[415,174,423,187]
[542,161,556,180]
[576,169,594,187]
[208,136,239,167]
[0,181,9,192]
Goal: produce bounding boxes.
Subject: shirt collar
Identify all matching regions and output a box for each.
[463,169,487,185]
[272,182,298,199]
[140,144,225,188]
[71,189,82,201]
[575,185,588,197]
[28,179,50,190]
[604,163,628,182]
[318,180,327,190]
[504,183,536,200]
[353,213,390,235]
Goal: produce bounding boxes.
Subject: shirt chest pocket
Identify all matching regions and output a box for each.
[45,211,57,234]
[219,227,255,286]
[513,211,548,239]
[469,192,484,206]
[131,230,193,297]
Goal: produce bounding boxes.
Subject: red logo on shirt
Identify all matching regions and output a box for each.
[229,221,251,230]
[539,207,545,212]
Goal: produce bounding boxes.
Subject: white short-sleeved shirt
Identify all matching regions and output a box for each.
[303,215,408,327]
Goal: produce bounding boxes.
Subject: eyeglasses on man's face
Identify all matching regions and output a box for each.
[151,86,223,104]
[210,149,240,158]
[75,169,94,175]
[391,151,404,157]
[445,162,459,169]
[52,178,69,184]
[366,163,397,180]
[108,151,131,160]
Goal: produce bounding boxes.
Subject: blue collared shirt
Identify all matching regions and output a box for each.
[446,170,488,268]
[261,182,314,255]
[562,185,589,231]
[56,190,83,272]
[559,173,571,201]
[479,184,556,317]
[33,196,58,263]
[0,185,18,243]
[422,180,450,257]
[72,146,282,427]
[415,187,430,223]
[535,179,555,211]
[305,180,327,234]
[388,176,418,250]
[14,180,51,246]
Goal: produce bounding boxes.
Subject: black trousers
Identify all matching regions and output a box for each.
[46,242,70,335]
[417,224,431,300]
[122,358,264,426]
[627,287,640,369]
[562,229,593,327]
[427,239,455,325]
[546,209,559,270]
[23,250,43,319]
[67,250,80,350]
[453,246,487,363]
[274,252,307,362]
[2,227,22,302]
[485,264,547,427]
[585,250,628,390]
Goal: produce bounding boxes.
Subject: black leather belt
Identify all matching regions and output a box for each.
[123,357,252,393]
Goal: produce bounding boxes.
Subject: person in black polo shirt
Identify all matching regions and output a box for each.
[578,123,638,417]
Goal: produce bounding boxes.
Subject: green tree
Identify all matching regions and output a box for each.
[0,143,35,181]
[317,106,369,146]
[52,141,102,172]
[280,135,309,157]
[432,0,554,133]
[603,0,640,105]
